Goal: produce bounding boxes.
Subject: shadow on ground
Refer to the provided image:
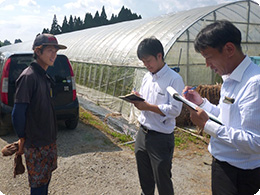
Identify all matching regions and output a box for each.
[56,121,122,157]
[0,121,122,159]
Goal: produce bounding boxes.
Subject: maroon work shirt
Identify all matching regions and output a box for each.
[14,62,57,148]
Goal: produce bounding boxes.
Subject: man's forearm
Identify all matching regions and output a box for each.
[12,103,28,138]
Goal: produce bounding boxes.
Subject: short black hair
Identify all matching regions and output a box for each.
[137,37,164,60]
[194,20,242,53]
[33,45,47,59]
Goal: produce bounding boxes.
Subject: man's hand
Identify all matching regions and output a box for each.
[182,86,203,106]
[188,106,209,129]
[16,138,25,155]
[129,91,149,110]
[132,101,149,111]
[132,101,165,116]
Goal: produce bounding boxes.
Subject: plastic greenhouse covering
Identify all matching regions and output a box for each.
[1,0,260,129]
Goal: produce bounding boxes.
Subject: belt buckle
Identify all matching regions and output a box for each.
[141,125,149,133]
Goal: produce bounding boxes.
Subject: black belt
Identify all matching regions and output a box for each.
[140,125,160,134]
[212,156,228,165]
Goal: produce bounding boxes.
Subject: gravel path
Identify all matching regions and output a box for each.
[0,122,211,195]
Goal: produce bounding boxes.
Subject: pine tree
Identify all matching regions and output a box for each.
[74,16,83,31]
[109,14,117,24]
[117,6,142,22]
[68,15,74,32]
[61,16,70,33]
[93,11,101,27]
[14,39,22,44]
[100,6,108,25]
[84,13,94,28]
[41,5,142,34]
[50,14,62,35]
[3,40,11,46]
[42,28,50,34]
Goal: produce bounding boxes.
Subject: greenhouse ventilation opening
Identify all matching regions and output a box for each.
[1,0,260,134]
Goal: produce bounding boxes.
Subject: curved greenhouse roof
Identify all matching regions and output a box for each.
[1,0,260,124]
[1,0,260,69]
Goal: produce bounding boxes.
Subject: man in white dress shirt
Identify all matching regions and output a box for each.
[132,37,184,195]
[183,20,260,195]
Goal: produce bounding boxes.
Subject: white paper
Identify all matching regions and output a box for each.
[167,86,222,125]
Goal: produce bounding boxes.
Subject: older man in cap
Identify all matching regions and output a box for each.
[12,34,66,195]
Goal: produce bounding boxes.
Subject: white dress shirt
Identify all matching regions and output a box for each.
[138,64,184,134]
[202,55,260,169]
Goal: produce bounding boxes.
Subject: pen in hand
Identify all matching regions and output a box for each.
[132,87,141,97]
[183,86,197,95]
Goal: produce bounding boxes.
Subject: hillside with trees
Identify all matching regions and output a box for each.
[42,6,142,35]
[0,6,141,47]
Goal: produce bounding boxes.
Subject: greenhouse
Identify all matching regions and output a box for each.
[1,0,260,125]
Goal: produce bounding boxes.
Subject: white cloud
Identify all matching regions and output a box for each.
[48,5,61,14]
[0,4,15,11]
[64,0,95,9]
[63,0,124,19]
[19,0,37,6]
[0,12,51,42]
[0,0,6,4]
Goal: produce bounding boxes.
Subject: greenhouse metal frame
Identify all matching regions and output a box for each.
[1,0,260,124]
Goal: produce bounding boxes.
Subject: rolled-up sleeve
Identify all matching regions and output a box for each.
[158,77,185,122]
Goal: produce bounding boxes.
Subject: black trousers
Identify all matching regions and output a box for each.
[212,157,260,195]
[135,127,175,195]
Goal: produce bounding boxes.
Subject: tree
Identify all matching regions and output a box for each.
[109,14,117,24]
[117,6,142,22]
[50,14,62,35]
[68,15,74,32]
[100,6,108,25]
[74,16,83,31]
[61,16,70,33]
[3,40,11,46]
[93,11,101,27]
[84,13,94,28]
[41,5,142,34]
[42,28,50,34]
[14,39,22,44]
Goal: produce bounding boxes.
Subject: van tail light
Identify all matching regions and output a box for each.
[0,58,11,105]
[67,59,77,101]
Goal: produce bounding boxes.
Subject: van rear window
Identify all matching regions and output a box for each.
[47,55,71,82]
[9,55,32,84]
[8,54,71,84]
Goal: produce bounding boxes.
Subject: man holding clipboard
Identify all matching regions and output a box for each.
[183,20,260,195]
[132,37,184,195]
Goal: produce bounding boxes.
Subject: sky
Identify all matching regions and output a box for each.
[0,0,260,43]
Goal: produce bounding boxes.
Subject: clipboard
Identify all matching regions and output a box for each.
[166,86,223,125]
[119,93,145,102]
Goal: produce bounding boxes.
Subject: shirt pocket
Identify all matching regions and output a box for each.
[220,103,231,126]
[155,89,167,105]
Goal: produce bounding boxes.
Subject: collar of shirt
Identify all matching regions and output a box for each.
[30,62,47,76]
[149,63,167,80]
[222,55,251,82]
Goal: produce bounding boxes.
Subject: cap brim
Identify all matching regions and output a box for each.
[42,43,67,50]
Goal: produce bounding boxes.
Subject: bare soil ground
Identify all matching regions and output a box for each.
[0,121,211,195]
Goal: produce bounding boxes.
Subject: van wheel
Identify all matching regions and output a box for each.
[65,117,79,130]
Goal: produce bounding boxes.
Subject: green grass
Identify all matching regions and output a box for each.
[79,107,132,145]
[79,106,207,151]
